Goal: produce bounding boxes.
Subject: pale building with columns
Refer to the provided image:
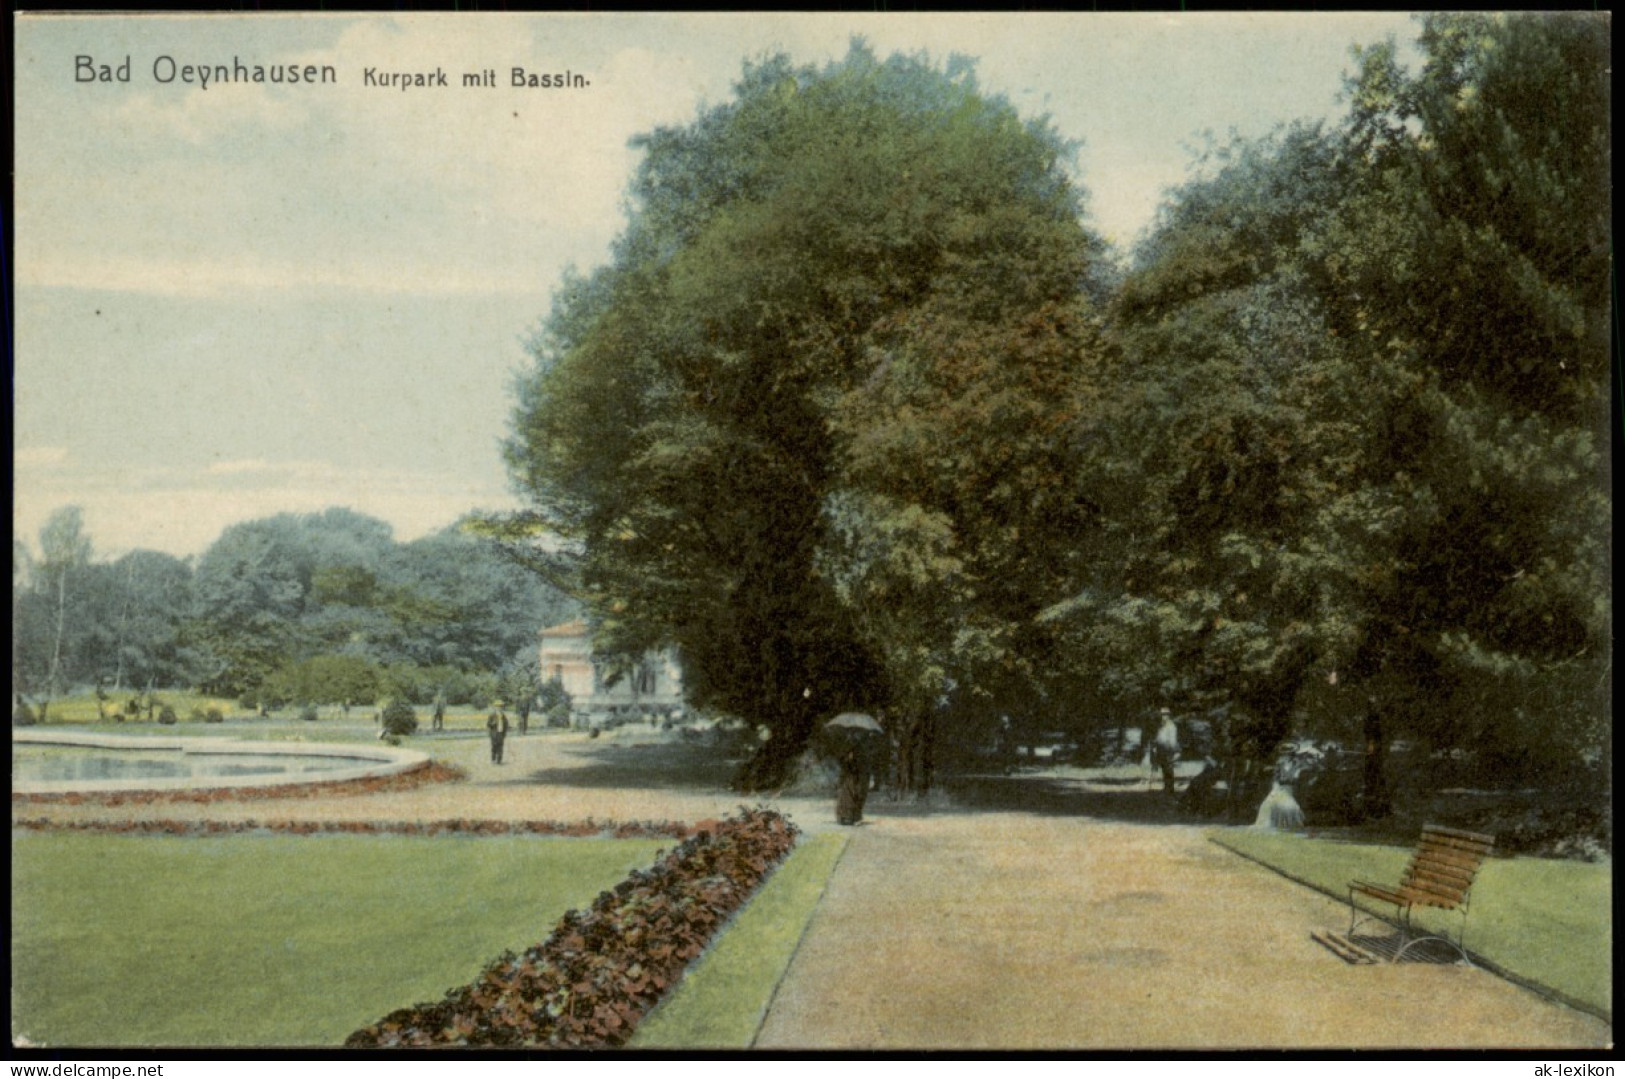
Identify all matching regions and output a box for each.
[537,619,685,727]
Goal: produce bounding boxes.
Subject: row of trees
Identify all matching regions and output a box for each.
[13,506,576,712]
[499,16,1610,803]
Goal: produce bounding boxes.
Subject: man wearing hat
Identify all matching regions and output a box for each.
[486,702,510,765]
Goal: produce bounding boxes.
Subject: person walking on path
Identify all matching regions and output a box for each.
[835,745,870,826]
[486,707,510,765]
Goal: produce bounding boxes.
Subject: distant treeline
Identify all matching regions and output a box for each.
[12,506,577,709]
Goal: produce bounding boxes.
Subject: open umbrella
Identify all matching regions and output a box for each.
[826,712,884,735]
[823,712,887,766]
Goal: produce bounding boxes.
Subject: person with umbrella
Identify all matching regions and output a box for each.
[826,712,884,825]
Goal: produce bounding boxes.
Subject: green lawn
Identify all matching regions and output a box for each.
[11,832,667,1047]
[22,691,239,725]
[1211,829,1611,1019]
[19,692,539,732]
[630,831,849,1049]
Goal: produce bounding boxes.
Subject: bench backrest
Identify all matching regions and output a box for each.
[1400,825,1495,911]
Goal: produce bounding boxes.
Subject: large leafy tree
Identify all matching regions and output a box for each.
[824,295,1115,786]
[1048,124,1377,811]
[14,516,198,699]
[382,524,575,671]
[29,507,95,700]
[92,550,197,692]
[1320,12,1612,789]
[506,44,1108,788]
[1059,13,1610,817]
[190,510,572,697]
[190,519,306,696]
[14,507,93,698]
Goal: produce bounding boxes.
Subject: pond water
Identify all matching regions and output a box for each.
[12,743,375,784]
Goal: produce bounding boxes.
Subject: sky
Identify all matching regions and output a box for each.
[13,12,1423,560]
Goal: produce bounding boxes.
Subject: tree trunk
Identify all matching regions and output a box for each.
[1362,707,1392,820]
[893,711,936,796]
[923,711,937,792]
[112,561,135,693]
[894,715,915,794]
[736,715,814,792]
[1225,757,1264,823]
[47,568,68,698]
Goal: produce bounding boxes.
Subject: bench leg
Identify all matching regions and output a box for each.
[1393,911,1474,966]
[1348,889,1417,962]
[1393,934,1471,965]
[1348,890,1398,941]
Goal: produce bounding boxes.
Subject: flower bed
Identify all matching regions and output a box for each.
[345,807,800,1049]
[10,761,466,806]
[11,816,693,840]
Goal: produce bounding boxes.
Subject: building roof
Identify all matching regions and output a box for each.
[539,619,590,639]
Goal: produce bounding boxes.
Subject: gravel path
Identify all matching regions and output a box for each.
[753,814,1612,1050]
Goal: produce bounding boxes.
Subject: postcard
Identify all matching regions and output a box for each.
[11,11,1611,1056]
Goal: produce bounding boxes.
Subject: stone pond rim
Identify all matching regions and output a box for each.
[11,728,430,796]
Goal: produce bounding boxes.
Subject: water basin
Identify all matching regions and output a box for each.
[11,730,429,795]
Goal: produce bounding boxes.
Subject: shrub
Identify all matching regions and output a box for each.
[299,703,320,723]
[777,750,841,797]
[539,676,573,727]
[265,655,384,710]
[13,702,39,727]
[380,665,435,705]
[157,705,178,726]
[205,707,225,724]
[381,698,418,737]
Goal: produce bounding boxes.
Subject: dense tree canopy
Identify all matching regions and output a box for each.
[506,44,1114,788]
[1039,12,1610,811]
[1323,12,1611,786]
[506,17,1607,805]
[1056,123,1374,761]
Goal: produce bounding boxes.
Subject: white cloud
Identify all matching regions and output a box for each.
[110,81,310,144]
[17,251,547,299]
[204,458,279,475]
[15,446,71,469]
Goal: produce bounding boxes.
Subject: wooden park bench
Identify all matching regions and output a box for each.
[1340,824,1496,964]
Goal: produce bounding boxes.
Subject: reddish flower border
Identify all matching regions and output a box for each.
[11,760,467,806]
[11,815,695,840]
[345,807,800,1049]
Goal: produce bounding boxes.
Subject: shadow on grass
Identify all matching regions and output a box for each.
[481,735,1226,827]
[936,772,1194,824]
[499,739,745,793]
